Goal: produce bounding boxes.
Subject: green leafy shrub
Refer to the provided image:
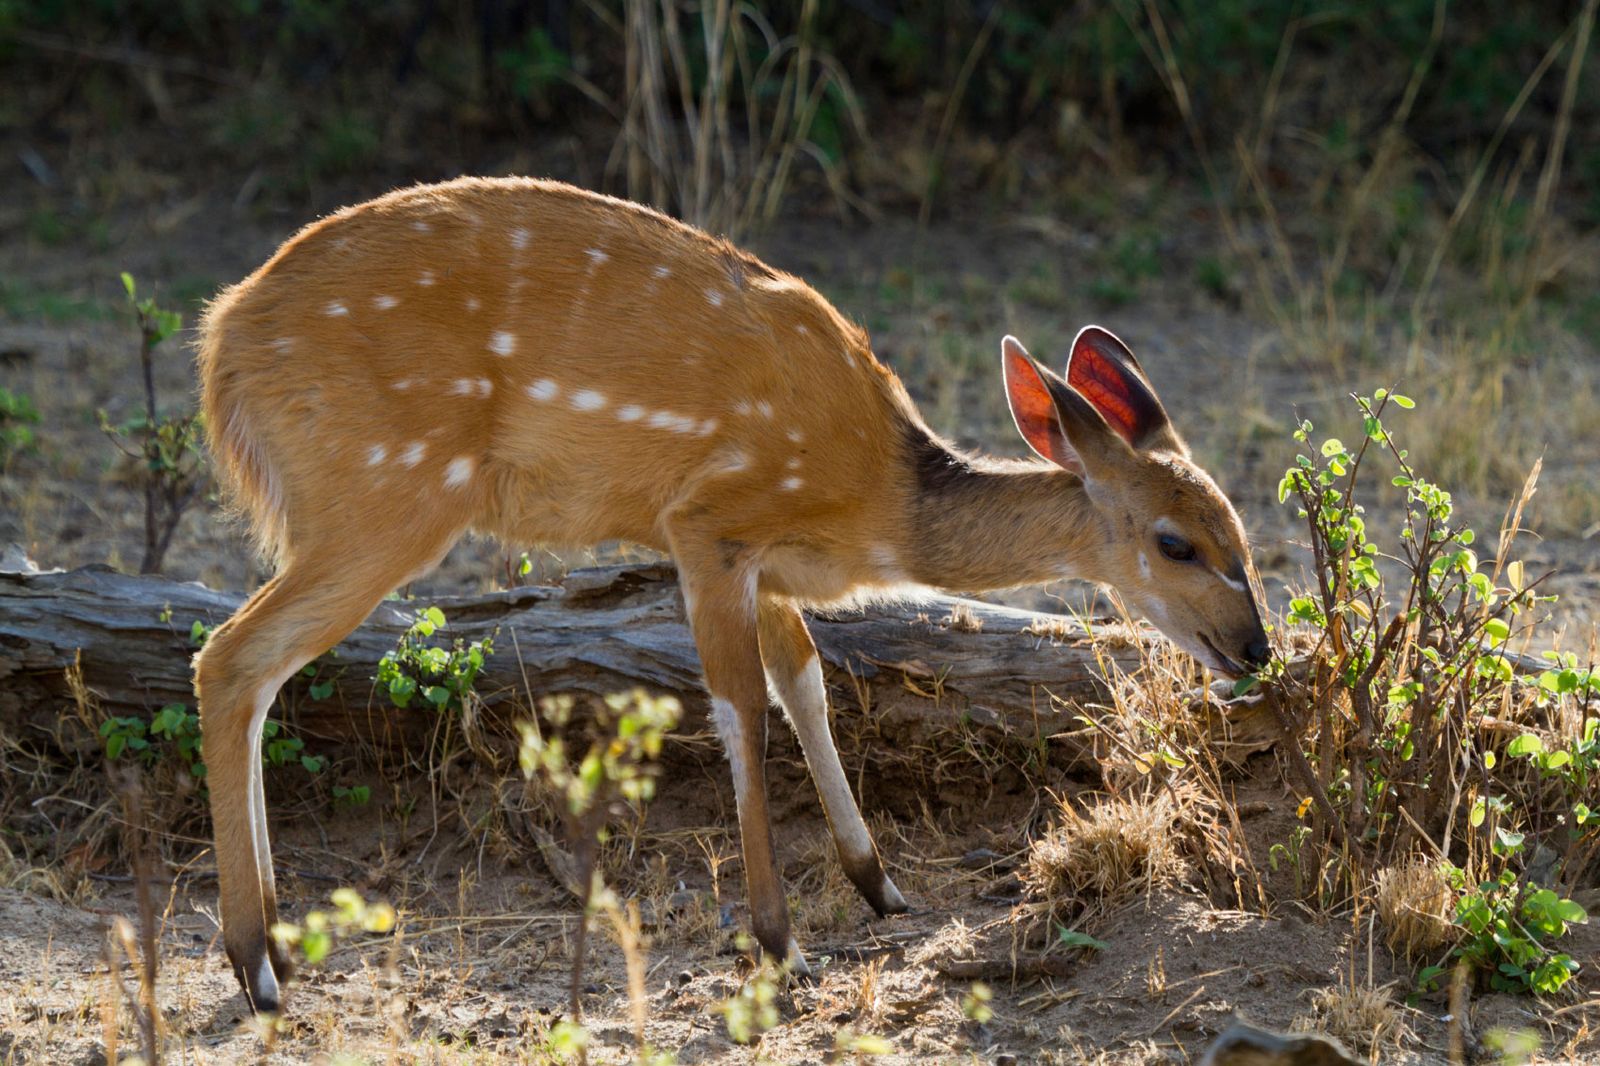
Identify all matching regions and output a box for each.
[0,387,39,462]
[375,606,493,712]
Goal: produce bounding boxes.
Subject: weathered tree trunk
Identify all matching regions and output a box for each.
[1,557,1154,771]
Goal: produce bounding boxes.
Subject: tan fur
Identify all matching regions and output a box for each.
[193,177,1265,1008]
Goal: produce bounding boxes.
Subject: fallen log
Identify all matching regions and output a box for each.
[1,555,1157,770]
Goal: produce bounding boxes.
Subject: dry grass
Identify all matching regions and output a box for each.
[1374,857,1457,961]
[1021,787,1188,924]
[1295,982,1406,1057]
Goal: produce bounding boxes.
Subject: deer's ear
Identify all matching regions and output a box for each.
[1002,336,1082,473]
[1066,326,1184,454]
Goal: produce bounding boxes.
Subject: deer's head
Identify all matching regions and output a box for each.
[1003,328,1269,678]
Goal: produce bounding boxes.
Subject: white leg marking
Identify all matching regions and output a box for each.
[570,389,607,411]
[254,955,280,1006]
[709,697,749,806]
[489,331,516,356]
[444,456,475,488]
[770,657,874,867]
[527,379,559,402]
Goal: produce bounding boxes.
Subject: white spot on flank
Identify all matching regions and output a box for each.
[616,405,644,422]
[466,296,481,312]
[373,294,398,310]
[391,379,414,391]
[570,389,606,411]
[756,400,774,419]
[510,227,531,250]
[786,457,801,470]
[781,476,803,491]
[452,378,494,398]
[272,337,293,354]
[705,287,723,307]
[400,442,426,467]
[648,411,696,433]
[786,429,803,443]
[366,444,387,466]
[843,351,857,367]
[476,378,493,398]
[526,379,559,402]
[697,418,718,436]
[444,456,475,488]
[489,331,516,356]
[411,220,431,233]
[451,378,475,396]
[733,400,753,417]
[794,324,809,335]
[718,450,750,473]
[416,270,436,286]
[324,301,348,316]
[585,247,609,266]
[652,264,671,279]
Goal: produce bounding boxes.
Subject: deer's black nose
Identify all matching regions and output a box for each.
[1242,637,1272,669]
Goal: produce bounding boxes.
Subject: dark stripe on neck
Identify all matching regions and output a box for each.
[902,420,978,496]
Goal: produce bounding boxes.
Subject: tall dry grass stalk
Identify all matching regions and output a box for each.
[612,0,868,239]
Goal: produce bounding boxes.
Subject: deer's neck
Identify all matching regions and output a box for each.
[899,427,1103,593]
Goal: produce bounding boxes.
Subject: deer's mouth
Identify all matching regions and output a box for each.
[1198,633,1246,679]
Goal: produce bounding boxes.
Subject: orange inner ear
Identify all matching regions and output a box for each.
[1067,342,1143,445]
[1005,350,1077,470]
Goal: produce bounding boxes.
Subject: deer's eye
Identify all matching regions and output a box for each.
[1158,533,1196,563]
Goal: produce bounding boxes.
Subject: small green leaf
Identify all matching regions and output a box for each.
[1057,927,1109,951]
[1507,734,1545,758]
[1391,393,1415,409]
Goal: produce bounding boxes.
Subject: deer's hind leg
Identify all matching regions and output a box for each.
[758,600,909,917]
[193,521,461,1012]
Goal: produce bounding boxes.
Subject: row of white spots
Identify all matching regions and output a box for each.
[489,331,516,357]
[732,399,776,419]
[570,388,606,411]
[451,377,494,399]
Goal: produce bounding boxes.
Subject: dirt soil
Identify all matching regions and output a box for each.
[4,157,1600,1062]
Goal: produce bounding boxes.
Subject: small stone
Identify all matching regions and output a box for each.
[996,1054,1018,1066]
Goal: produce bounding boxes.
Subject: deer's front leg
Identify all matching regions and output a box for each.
[670,538,809,977]
[759,600,909,917]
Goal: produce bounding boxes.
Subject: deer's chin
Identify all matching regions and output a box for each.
[1197,633,1247,679]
